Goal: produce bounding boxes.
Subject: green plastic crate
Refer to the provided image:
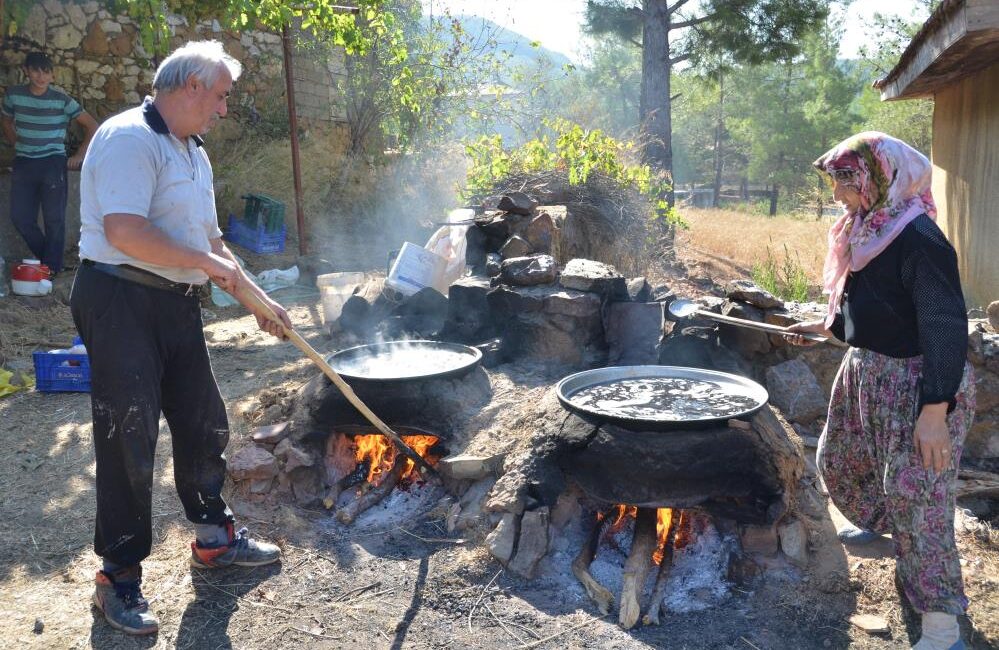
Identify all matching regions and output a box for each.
[241,193,285,233]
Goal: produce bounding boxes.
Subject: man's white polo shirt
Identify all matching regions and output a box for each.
[79,97,222,285]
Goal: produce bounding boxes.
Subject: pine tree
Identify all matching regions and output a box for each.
[584,0,828,204]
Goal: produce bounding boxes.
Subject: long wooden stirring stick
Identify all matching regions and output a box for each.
[239,288,440,480]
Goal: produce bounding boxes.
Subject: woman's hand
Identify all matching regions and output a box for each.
[785,319,834,347]
[914,403,952,473]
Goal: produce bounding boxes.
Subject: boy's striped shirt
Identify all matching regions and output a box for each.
[1,85,82,158]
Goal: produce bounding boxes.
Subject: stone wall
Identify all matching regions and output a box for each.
[0,1,350,263]
[0,1,347,152]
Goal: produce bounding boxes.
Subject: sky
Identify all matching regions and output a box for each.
[421,0,931,63]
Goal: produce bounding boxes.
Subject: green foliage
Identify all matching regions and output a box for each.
[752,242,812,301]
[464,118,685,228]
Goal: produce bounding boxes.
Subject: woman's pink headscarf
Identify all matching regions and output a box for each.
[814,131,936,328]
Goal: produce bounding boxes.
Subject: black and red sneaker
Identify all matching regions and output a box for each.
[190,523,281,569]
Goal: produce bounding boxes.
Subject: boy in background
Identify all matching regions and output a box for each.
[2,51,98,273]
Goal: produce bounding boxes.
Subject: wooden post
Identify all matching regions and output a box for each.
[281,24,308,256]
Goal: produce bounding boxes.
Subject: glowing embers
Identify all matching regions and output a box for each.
[323,428,443,524]
[576,505,694,629]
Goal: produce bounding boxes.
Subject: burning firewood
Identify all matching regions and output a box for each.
[571,509,615,615]
[643,511,680,626]
[336,454,406,524]
[619,507,657,630]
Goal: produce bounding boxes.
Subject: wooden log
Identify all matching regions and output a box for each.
[571,509,614,615]
[336,455,406,524]
[619,507,657,630]
[643,511,680,626]
[957,469,999,499]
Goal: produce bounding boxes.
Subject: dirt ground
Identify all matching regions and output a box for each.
[1,257,997,650]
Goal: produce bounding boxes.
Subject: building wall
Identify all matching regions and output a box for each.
[931,61,999,307]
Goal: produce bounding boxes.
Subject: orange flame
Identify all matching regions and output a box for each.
[602,505,682,565]
[351,434,440,486]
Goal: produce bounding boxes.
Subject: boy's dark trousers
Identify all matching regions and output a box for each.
[10,154,68,272]
[70,263,234,568]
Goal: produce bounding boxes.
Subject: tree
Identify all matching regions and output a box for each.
[584,0,828,204]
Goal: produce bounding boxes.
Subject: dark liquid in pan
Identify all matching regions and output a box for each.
[568,377,761,421]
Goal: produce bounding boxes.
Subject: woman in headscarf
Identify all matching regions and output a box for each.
[787,132,975,650]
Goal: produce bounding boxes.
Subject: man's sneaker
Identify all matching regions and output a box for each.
[92,571,159,636]
[190,523,281,569]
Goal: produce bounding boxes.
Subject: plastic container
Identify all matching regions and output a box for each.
[241,193,285,232]
[224,214,286,254]
[33,336,90,393]
[11,259,53,296]
[316,271,368,324]
[384,242,447,297]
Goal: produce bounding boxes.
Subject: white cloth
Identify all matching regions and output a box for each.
[79,105,222,284]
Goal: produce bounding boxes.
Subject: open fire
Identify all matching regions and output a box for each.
[324,429,443,524]
[577,504,697,629]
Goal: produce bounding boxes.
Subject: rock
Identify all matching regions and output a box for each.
[395,287,448,337]
[523,212,555,254]
[438,454,502,481]
[988,300,999,331]
[500,235,532,259]
[605,302,664,366]
[626,277,652,302]
[497,191,538,216]
[500,254,557,286]
[51,24,84,50]
[488,285,604,365]
[486,472,528,515]
[290,469,321,505]
[766,359,828,425]
[651,284,677,304]
[719,301,772,356]
[450,476,496,532]
[81,20,109,56]
[338,294,371,336]
[33,618,43,634]
[251,422,290,445]
[440,276,493,343]
[274,440,314,473]
[66,3,88,30]
[740,524,779,557]
[228,446,278,481]
[486,513,520,565]
[559,258,627,299]
[849,614,889,636]
[508,507,550,578]
[659,325,750,377]
[22,6,47,44]
[474,338,503,368]
[474,212,513,248]
[726,280,783,309]
[249,478,274,494]
[485,253,502,277]
[778,518,808,566]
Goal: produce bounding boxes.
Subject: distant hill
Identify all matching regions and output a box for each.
[423,14,573,79]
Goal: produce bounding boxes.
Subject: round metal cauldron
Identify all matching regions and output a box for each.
[326,340,482,384]
[556,365,769,431]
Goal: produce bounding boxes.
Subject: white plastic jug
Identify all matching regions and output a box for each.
[316,271,368,324]
[384,242,447,297]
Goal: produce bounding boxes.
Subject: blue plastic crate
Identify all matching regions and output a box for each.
[33,336,90,393]
[224,214,286,254]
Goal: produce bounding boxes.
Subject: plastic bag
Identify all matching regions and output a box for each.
[424,209,471,292]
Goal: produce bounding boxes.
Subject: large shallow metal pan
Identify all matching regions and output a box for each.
[326,340,482,383]
[556,365,769,431]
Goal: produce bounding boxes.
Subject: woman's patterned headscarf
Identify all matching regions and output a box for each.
[813,131,936,327]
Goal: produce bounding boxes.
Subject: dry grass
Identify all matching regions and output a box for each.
[677,207,830,287]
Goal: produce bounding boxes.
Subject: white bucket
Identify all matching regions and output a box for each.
[317,271,367,325]
[385,242,447,297]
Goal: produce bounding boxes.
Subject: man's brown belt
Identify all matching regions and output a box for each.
[82,259,203,296]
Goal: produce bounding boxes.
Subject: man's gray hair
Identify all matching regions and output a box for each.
[152,40,242,93]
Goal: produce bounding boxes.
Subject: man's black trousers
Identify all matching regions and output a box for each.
[71,264,233,568]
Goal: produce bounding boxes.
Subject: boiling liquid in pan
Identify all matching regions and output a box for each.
[568,377,760,420]
[332,348,471,379]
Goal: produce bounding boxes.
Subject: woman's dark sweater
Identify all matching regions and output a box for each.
[829,214,968,410]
